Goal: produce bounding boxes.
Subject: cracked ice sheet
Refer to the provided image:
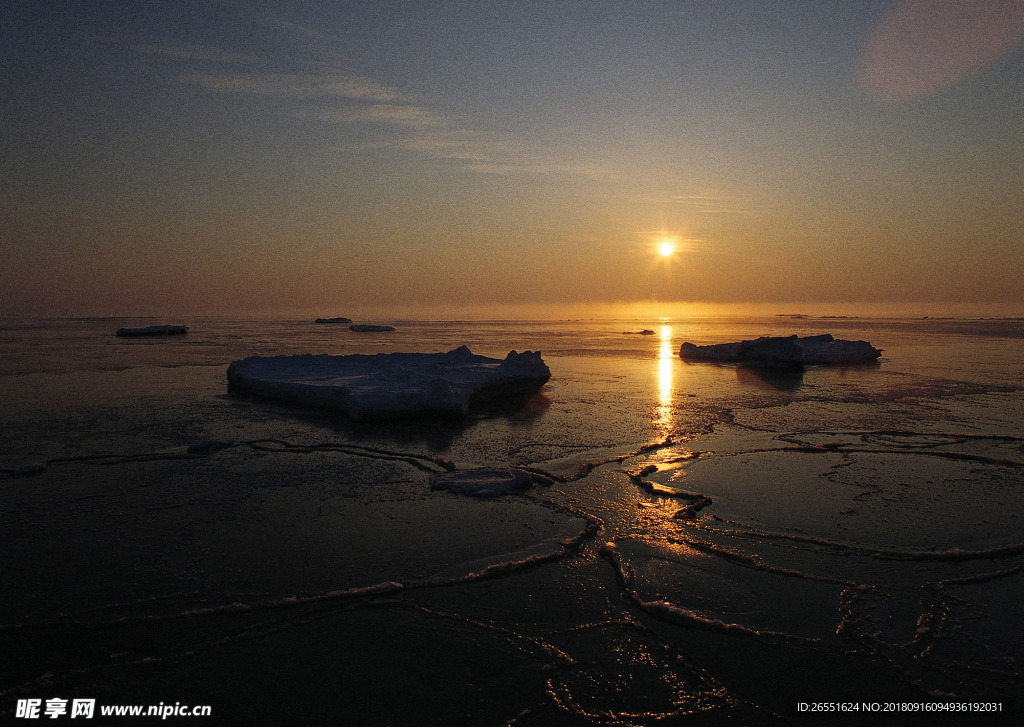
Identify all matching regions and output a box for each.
[0,446,589,625]
[932,569,1024,674]
[627,423,1024,551]
[667,449,1022,550]
[610,537,847,641]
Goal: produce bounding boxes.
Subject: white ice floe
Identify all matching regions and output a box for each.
[115,325,189,337]
[226,345,550,419]
[431,468,555,497]
[679,334,881,366]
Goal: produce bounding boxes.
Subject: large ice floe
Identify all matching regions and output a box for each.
[226,345,550,419]
[679,333,881,366]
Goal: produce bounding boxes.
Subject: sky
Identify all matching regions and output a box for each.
[3,0,1024,318]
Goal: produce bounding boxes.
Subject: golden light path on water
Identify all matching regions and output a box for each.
[655,323,675,436]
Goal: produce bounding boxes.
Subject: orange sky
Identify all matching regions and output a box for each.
[4,1,1024,318]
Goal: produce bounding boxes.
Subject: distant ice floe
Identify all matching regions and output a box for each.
[679,334,881,366]
[314,317,352,324]
[349,324,396,332]
[226,345,550,419]
[115,325,189,337]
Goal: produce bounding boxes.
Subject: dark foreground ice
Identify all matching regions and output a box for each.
[2,318,1023,725]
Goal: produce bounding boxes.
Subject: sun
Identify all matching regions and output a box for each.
[658,240,675,257]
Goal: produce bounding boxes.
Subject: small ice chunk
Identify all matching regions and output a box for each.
[431,468,555,497]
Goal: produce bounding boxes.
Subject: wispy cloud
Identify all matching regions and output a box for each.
[251,14,341,44]
[394,131,491,161]
[671,193,749,215]
[298,104,443,127]
[135,43,258,64]
[152,16,607,179]
[313,99,611,177]
[462,158,612,177]
[181,71,402,102]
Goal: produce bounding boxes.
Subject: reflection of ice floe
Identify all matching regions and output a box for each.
[115,324,189,337]
[680,334,881,366]
[431,467,554,497]
[226,346,550,419]
[734,364,805,391]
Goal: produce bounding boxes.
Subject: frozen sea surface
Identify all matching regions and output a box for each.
[1,316,1023,724]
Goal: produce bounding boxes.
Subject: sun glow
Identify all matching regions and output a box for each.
[658,241,675,257]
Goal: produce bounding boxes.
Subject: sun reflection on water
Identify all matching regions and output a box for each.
[655,324,674,436]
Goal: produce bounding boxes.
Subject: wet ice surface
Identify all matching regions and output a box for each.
[2,318,1024,724]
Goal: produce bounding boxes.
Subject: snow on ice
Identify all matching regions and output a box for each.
[226,345,550,419]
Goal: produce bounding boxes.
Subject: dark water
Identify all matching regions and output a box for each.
[2,316,1023,724]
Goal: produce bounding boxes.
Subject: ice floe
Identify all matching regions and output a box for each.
[226,345,550,419]
[115,324,189,337]
[314,317,352,324]
[431,468,555,497]
[679,334,881,366]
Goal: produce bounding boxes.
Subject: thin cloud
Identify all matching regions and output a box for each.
[251,14,341,44]
[397,133,491,161]
[181,72,402,102]
[388,127,612,177]
[136,43,258,64]
[671,194,749,215]
[463,158,612,177]
[160,17,608,179]
[299,104,443,127]
[330,125,613,178]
